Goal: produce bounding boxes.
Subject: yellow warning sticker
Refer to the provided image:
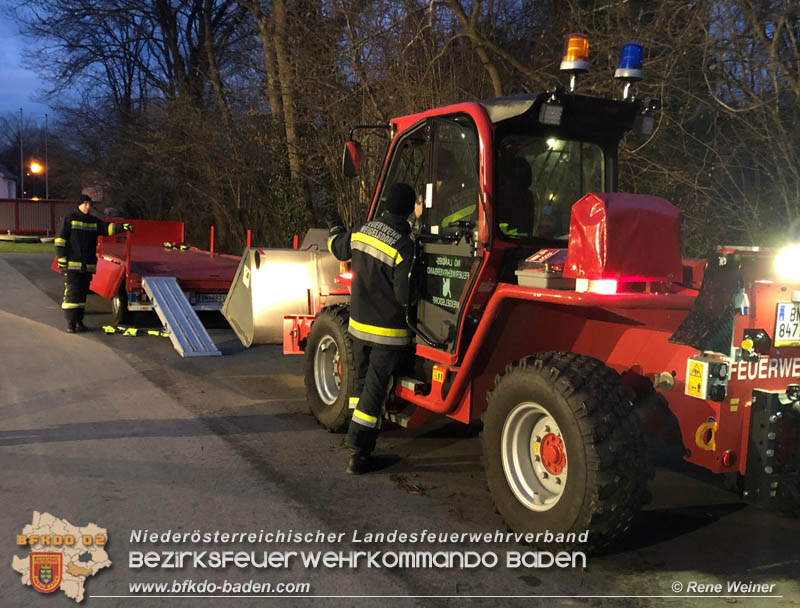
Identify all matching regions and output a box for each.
[432,369,445,383]
[685,359,707,398]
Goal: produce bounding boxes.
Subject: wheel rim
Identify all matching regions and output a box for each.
[501,402,568,512]
[314,335,341,405]
[112,295,121,317]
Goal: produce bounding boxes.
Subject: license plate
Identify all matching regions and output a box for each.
[196,293,226,304]
[775,302,800,346]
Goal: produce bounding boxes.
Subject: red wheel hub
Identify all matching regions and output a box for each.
[540,433,566,475]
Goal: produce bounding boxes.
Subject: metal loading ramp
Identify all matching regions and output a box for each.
[142,276,221,357]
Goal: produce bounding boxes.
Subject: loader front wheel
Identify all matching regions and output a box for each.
[304,306,356,432]
[482,351,650,552]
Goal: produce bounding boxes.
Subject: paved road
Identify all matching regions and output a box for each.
[1,253,799,607]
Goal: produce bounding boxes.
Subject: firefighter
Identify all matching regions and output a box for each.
[55,194,133,333]
[325,182,416,474]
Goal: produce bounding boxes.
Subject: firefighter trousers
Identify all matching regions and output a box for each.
[345,338,408,455]
[62,271,92,324]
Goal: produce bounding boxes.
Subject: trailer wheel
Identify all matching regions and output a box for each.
[304,306,355,433]
[483,351,650,552]
[112,285,131,325]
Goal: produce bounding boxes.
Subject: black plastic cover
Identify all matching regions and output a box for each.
[669,253,741,353]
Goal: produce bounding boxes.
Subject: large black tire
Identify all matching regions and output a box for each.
[111,285,131,325]
[304,306,356,432]
[482,351,650,552]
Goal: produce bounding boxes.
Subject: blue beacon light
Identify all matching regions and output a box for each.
[615,42,643,99]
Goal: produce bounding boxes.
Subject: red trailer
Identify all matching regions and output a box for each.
[55,218,240,325]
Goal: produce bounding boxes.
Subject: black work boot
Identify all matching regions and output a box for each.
[346,451,372,475]
[75,321,88,332]
[66,322,76,334]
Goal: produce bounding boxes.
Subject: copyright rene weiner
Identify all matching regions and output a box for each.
[671,580,778,594]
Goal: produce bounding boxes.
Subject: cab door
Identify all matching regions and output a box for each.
[411,115,483,353]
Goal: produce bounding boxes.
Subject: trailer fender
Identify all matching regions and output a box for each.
[90,256,126,300]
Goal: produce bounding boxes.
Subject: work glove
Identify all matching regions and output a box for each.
[122,223,134,232]
[324,210,344,230]
[57,257,67,271]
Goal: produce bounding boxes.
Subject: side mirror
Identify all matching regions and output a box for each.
[342,140,362,178]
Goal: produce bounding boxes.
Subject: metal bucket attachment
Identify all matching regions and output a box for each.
[222,234,348,346]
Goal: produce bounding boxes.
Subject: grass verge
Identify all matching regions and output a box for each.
[0,241,54,254]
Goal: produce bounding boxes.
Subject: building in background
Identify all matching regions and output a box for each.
[0,164,18,198]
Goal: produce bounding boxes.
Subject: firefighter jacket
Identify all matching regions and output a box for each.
[55,209,126,273]
[328,212,414,347]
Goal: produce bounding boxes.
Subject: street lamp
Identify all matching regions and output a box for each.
[28,159,44,199]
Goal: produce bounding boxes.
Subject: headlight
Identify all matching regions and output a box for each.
[775,245,800,281]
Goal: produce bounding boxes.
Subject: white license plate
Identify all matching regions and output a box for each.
[196,293,226,304]
[775,302,800,346]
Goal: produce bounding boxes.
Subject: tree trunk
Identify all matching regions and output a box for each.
[242,0,284,121]
[445,0,503,97]
[272,0,312,215]
[445,0,548,92]
[203,0,233,128]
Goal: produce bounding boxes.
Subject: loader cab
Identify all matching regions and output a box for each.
[361,92,649,355]
[490,92,643,246]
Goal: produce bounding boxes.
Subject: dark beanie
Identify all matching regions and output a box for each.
[385,182,416,216]
[80,194,93,204]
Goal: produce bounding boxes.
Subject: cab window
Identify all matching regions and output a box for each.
[424,117,480,231]
[372,125,427,221]
[496,136,604,239]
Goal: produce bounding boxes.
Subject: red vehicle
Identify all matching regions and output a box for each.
[286,37,800,549]
[59,219,240,323]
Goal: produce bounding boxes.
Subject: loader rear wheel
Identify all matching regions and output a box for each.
[304,306,355,432]
[112,285,131,325]
[482,351,650,552]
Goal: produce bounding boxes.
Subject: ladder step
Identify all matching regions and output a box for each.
[142,277,221,357]
[398,377,426,394]
[385,404,431,429]
[386,406,415,427]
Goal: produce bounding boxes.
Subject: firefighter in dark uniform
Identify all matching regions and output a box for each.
[325,182,416,474]
[55,194,133,333]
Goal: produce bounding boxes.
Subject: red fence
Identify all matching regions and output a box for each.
[0,199,77,235]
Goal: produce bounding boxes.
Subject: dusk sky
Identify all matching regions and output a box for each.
[0,8,51,121]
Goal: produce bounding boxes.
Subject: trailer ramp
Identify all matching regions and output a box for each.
[142,276,221,357]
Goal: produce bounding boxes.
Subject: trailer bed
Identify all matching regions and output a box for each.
[86,219,240,311]
[101,242,240,290]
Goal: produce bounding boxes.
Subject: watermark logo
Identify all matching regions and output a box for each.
[30,552,63,594]
[12,511,111,603]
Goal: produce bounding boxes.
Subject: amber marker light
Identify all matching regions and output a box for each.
[560,34,590,73]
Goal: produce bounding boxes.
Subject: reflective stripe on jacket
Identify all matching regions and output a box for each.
[328,212,414,347]
[55,209,124,273]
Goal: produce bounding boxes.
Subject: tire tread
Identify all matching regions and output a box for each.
[482,351,650,553]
